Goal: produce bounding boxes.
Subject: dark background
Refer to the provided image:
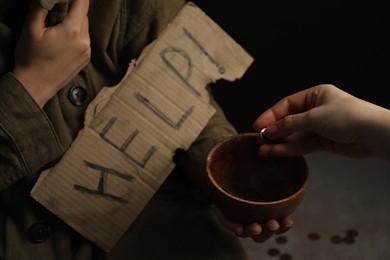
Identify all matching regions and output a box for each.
[190,1,389,133]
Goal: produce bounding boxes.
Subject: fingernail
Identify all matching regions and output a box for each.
[264,125,278,139]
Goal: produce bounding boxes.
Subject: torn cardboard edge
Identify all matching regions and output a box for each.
[31,2,253,252]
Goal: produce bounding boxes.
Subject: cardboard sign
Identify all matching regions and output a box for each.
[31,2,253,252]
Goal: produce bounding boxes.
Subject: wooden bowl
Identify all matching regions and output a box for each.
[206,133,309,224]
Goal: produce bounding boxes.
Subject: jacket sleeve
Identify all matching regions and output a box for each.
[0,73,64,191]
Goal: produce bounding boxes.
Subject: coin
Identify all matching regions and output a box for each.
[258,127,272,143]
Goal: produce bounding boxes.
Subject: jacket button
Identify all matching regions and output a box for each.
[28,221,51,243]
[69,85,87,106]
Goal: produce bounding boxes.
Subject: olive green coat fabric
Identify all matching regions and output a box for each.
[0,0,248,259]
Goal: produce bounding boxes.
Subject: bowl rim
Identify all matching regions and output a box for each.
[206,132,310,205]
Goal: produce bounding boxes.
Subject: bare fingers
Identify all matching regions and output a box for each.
[251,218,294,243]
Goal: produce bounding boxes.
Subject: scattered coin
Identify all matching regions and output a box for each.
[330,235,343,244]
[346,229,358,238]
[308,232,321,241]
[275,235,288,244]
[280,253,293,260]
[268,248,280,257]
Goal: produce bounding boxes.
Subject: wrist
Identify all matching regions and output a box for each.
[12,68,52,108]
[359,102,390,161]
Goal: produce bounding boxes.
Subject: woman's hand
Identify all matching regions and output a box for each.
[253,84,390,161]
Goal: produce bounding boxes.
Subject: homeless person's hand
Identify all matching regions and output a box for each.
[13,0,90,108]
[213,205,294,243]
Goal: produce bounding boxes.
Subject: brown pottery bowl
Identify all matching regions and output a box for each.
[206,133,309,224]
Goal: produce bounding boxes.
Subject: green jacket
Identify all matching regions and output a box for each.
[0,0,244,259]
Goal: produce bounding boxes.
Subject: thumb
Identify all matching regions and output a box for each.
[24,0,49,32]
